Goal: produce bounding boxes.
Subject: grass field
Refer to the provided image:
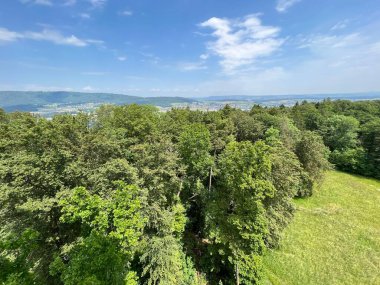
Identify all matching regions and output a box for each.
[263,171,380,285]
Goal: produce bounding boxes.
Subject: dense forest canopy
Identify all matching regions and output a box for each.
[0,99,379,285]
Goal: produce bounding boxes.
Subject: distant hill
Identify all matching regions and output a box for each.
[0,91,196,112]
[202,92,380,102]
[1,91,380,116]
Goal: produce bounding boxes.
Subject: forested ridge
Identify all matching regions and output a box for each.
[0,99,379,285]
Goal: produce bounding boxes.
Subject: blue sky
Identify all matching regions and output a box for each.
[1,0,380,97]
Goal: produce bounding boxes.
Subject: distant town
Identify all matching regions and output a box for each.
[1,91,380,118]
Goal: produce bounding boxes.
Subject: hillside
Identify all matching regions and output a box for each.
[203,92,380,104]
[2,91,380,114]
[264,171,380,285]
[0,91,196,112]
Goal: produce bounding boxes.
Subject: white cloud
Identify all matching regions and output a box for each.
[179,61,207,71]
[26,30,87,46]
[35,0,52,5]
[0,28,20,42]
[298,33,361,50]
[88,0,106,8]
[63,0,76,6]
[331,20,349,31]
[83,86,95,91]
[85,39,104,45]
[117,56,127,61]
[0,27,103,47]
[20,0,53,6]
[276,0,301,13]
[79,13,91,19]
[120,10,133,16]
[140,52,160,65]
[200,54,209,60]
[200,15,284,72]
[21,0,77,6]
[196,29,380,96]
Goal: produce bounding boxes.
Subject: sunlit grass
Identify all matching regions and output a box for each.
[263,171,380,285]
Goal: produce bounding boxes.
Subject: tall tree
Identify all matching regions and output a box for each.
[208,141,275,284]
[319,115,360,151]
[295,131,330,196]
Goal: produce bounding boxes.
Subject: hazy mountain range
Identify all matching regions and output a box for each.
[0,91,195,111]
[1,91,379,117]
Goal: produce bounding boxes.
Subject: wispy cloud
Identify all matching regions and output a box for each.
[83,85,95,91]
[21,0,91,7]
[298,33,361,49]
[117,56,127,61]
[0,27,103,47]
[276,0,301,13]
[331,20,350,31]
[35,0,52,5]
[140,52,161,65]
[63,0,76,6]
[120,10,133,16]
[200,15,284,72]
[81,71,107,75]
[25,30,91,46]
[20,0,52,6]
[178,61,207,71]
[0,28,20,42]
[200,54,209,60]
[88,0,107,8]
[79,13,91,19]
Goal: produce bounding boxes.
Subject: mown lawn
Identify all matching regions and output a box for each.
[263,171,380,285]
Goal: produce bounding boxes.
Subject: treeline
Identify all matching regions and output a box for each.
[0,99,378,285]
[290,99,380,178]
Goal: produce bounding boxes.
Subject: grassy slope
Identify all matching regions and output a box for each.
[263,171,380,285]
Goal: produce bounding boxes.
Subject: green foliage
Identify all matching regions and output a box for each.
[95,104,160,144]
[0,229,40,285]
[60,182,146,254]
[140,235,184,285]
[319,115,360,150]
[89,158,140,193]
[50,182,146,285]
[264,128,303,248]
[329,147,367,173]
[295,131,330,196]
[230,110,264,142]
[1,100,378,284]
[207,141,275,284]
[294,100,380,177]
[291,101,324,130]
[360,118,380,178]
[50,233,133,285]
[178,123,213,180]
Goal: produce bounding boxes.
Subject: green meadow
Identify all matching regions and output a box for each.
[264,171,380,285]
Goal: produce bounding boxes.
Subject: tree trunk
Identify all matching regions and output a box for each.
[208,166,213,192]
[236,263,240,285]
[177,180,183,197]
[209,150,216,192]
